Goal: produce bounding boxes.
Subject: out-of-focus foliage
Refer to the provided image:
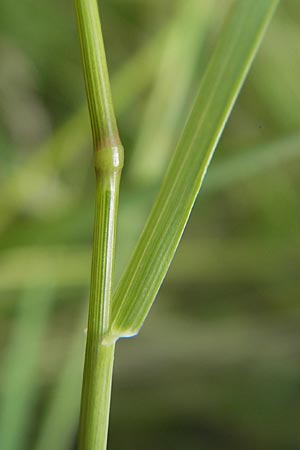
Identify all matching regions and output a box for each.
[0,1,300,450]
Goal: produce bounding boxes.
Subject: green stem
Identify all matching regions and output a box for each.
[74,0,123,449]
[78,343,115,450]
[74,0,120,149]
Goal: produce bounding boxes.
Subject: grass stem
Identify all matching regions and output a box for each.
[74,0,123,449]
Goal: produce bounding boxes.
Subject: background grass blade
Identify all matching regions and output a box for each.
[34,314,86,450]
[111,0,279,337]
[129,0,215,186]
[205,132,300,193]
[0,288,54,450]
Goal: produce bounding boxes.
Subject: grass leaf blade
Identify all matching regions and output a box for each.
[111,0,279,337]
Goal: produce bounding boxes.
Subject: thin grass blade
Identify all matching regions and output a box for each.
[111,0,279,337]
[34,314,86,450]
[0,288,54,450]
[129,0,215,185]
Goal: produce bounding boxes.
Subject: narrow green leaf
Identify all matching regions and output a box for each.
[0,288,54,450]
[205,133,300,193]
[34,315,86,450]
[129,0,215,185]
[111,0,279,337]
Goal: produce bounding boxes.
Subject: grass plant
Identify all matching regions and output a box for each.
[73,1,279,449]
[5,1,300,450]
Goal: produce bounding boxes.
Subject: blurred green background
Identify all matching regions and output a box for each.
[1,1,300,449]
